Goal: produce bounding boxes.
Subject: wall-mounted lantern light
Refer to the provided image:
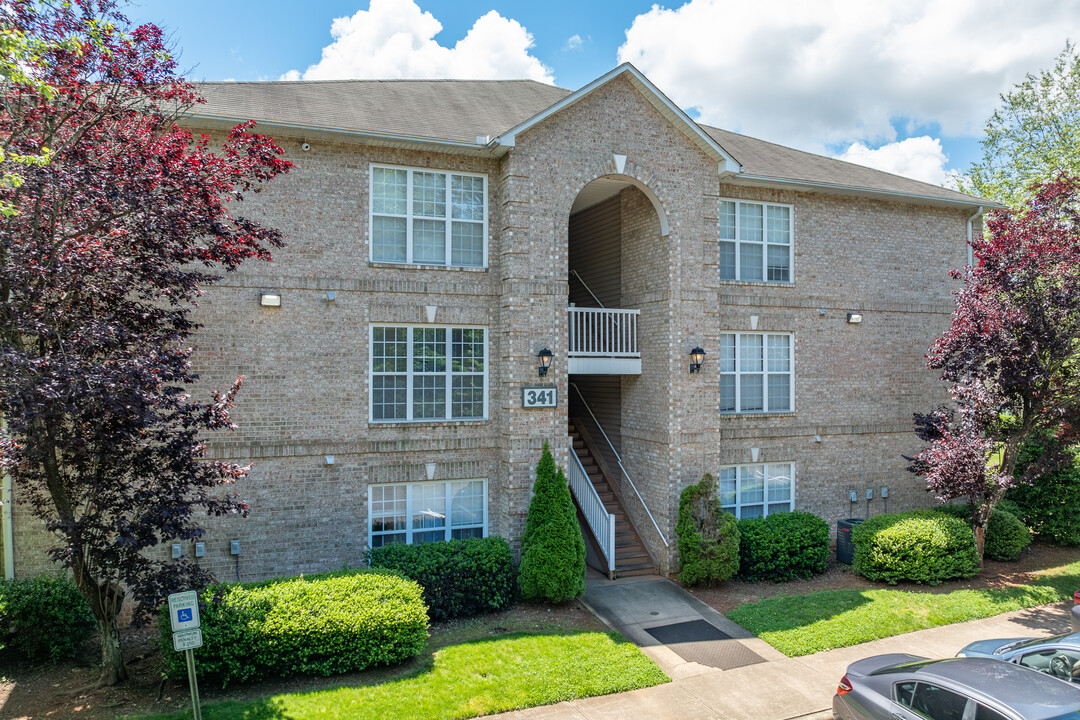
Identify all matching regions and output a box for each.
[260,293,281,307]
[847,312,863,324]
[537,348,553,377]
[689,347,706,374]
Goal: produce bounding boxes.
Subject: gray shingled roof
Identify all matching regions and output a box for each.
[191,78,988,207]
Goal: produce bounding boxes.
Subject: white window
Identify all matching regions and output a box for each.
[370,326,487,422]
[370,165,487,267]
[717,463,794,519]
[718,200,792,282]
[369,479,487,548]
[719,332,793,413]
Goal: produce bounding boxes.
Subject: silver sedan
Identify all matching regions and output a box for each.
[832,654,1080,720]
[958,632,1080,684]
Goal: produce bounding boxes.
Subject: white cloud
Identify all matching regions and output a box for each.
[281,0,553,84]
[618,0,1080,153]
[565,34,583,50]
[834,137,952,186]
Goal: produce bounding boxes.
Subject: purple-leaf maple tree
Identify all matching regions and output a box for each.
[0,0,290,684]
[909,175,1080,563]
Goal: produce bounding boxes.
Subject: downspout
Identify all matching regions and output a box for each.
[1,414,13,580]
[966,206,984,266]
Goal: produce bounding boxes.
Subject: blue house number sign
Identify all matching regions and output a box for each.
[522,386,557,409]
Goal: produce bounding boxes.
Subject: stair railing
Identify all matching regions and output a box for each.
[570,382,669,547]
[567,436,615,575]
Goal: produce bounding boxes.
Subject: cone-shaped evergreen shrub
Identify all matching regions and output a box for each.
[518,442,586,602]
[676,474,740,586]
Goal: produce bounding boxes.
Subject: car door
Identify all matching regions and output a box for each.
[892,681,970,720]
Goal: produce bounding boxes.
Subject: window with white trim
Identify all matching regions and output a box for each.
[370,165,487,267]
[369,479,487,548]
[719,332,793,413]
[370,326,487,422]
[718,200,792,282]
[717,463,794,519]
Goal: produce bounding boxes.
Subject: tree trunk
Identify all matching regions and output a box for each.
[974,524,986,567]
[96,615,128,686]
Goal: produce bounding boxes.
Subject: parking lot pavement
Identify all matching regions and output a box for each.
[488,576,1074,720]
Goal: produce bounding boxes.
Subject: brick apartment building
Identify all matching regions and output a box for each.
[3,64,990,581]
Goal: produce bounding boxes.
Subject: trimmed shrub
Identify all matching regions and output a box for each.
[1008,439,1080,546]
[934,504,1031,561]
[518,442,586,603]
[737,511,830,582]
[0,575,94,661]
[159,569,428,687]
[367,536,515,621]
[852,510,979,585]
[676,474,740,586]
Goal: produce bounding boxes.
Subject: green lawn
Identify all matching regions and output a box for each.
[140,630,668,720]
[727,557,1080,657]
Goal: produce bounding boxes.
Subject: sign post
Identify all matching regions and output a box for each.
[168,591,203,720]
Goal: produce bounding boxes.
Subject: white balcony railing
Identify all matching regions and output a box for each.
[567,436,615,576]
[567,307,641,374]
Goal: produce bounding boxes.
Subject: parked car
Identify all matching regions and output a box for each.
[833,653,1080,720]
[958,632,1080,683]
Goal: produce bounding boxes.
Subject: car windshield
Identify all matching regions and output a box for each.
[1011,633,1073,651]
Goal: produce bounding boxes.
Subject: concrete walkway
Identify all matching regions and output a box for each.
[491,576,1074,720]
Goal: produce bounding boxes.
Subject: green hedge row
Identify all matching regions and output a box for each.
[159,569,428,687]
[853,510,980,584]
[737,511,830,582]
[933,504,1031,561]
[367,536,515,621]
[0,575,94,660]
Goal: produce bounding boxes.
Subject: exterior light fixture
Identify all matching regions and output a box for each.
[425,462,437,481]
[847,312,863,324]
[537,348,553,377]
[260,293,281,307]
[689,347,706,374]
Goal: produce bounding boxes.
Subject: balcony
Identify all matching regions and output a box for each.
[567,307,641,374]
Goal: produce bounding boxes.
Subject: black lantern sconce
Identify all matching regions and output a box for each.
[689,346,706,374]
[537,348,553,377]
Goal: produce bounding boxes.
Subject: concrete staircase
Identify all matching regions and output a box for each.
[568,420,656,578]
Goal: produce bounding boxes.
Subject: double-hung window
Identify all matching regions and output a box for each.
[718,200,792,282]
[369,479,487,548]
[717,463,794,519]
[719,332,793,413]
[370,165,486,267]
[371,326,487,422]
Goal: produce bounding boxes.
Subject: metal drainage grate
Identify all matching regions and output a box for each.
[645,619,766,670]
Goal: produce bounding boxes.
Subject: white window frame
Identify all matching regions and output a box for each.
[369,163,488,268]
[368,479,488,548]
[369,324,488,423]
[719,332,795,414]
[717,462,795,519]
[718,198,794,283]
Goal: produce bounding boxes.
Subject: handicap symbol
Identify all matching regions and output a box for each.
[177,608,193,623]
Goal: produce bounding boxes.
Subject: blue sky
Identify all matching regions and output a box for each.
[127,0,1079,186]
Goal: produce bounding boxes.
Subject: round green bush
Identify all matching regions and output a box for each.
[852,509,979,585]
[158,568,428,687]
[0,575,94,661]
[367,536,515,621]
[518,442,586,603]
[676,474,740,586]
[737,511,830,582]
[934,504,1031,561]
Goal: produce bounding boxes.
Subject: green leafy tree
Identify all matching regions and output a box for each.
[518,442,585,602]
[962,43,1080,209]
[676,474,739,586]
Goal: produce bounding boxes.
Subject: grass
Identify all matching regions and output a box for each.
[727,557,1080,657]
[139,630,669,720]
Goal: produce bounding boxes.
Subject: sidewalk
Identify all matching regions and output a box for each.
[491,576,1073,720]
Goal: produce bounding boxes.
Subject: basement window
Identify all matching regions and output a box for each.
[717,463,794,519]
[369,480,487,548]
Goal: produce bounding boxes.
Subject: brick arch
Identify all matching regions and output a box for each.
[573,160,672,237]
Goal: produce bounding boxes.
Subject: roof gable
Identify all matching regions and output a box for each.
[489,63,741,176]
